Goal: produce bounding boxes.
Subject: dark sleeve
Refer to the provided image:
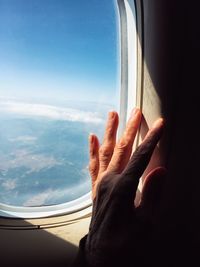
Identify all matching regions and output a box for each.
[71,235,90,267]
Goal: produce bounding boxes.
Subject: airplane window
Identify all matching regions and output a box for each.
[0,0,120,207]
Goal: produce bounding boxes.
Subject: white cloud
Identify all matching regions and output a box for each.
[0,101,103,124]
[23,179,90,206]
[0,149,61,173]
[23,189,54,207]
[9,135,37,143]
[2,179,17,190]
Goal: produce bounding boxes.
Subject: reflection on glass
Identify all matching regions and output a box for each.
[0,0,119,206]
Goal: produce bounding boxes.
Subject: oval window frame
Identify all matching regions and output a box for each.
[0,0,139,220]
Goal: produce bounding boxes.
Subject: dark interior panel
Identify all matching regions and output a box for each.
[139,0,200,265]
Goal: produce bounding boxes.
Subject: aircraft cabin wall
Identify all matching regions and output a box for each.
[139,0,200,264]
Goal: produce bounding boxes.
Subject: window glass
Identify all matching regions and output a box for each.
[0,0,119,206]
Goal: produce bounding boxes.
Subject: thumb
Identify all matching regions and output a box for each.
[139,167,167,218]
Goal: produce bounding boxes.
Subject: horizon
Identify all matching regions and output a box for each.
[0,0,120,207]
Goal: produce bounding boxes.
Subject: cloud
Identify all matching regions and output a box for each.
[0,101,103,124]
[23,189,54,207]
[0,149,61,173]
[9,135,37,143]
[2,179,17,190]
[23,179,90,206]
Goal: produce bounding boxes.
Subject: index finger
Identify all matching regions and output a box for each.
[121,118,164,199]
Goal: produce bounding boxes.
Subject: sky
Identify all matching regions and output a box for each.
[0,0,120,105]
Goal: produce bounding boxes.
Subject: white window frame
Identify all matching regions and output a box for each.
[0,0,138,219]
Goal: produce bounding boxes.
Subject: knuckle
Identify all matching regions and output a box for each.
[117,139,129,151]
[97,181,107,196]
[135,141,151,156]
[107,124,114,133]
[97,174,112,194]
[89,161,98,176]
[99,145,112,160]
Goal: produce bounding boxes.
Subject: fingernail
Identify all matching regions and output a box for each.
[89,133,95,143]
[152,118,164,129]
[109,111,116,119]
[130,107,140,117]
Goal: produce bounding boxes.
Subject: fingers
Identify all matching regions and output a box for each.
[99,111,119,173]
[89,134,100,189]
[107,108,142,173]
[122,118,164,197]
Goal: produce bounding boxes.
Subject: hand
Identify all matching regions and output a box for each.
[85,108,165,267]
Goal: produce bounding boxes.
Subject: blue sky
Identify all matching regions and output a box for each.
[0,0,120,105]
